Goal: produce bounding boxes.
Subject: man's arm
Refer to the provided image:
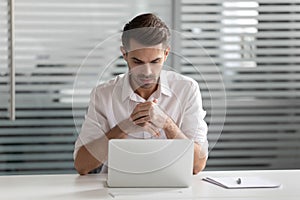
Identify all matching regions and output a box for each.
[131,101,208,174]
[163,117,207,174]
[74,125,126,175]
[74,117,160,175]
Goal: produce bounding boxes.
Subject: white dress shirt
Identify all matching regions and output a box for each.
[74,70,208,173]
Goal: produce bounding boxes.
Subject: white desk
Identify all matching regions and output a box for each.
[0,170,299,200]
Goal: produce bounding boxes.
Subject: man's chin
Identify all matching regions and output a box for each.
[140,83,154,89]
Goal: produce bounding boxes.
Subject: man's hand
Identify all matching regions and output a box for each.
[130,99,168,129]
[118,118,160,137]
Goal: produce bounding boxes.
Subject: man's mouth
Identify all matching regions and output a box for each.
[140,78,154,84]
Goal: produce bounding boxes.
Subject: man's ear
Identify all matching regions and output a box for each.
[164,46,170,61]
[120,46,128,61]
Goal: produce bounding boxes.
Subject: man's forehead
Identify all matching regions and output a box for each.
[127,39,164,52]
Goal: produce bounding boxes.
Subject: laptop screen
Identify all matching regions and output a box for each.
[107,139,194,188]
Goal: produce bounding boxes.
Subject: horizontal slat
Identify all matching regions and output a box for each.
[209,149,300,157]
[206,157,300,166]
[0,162,74,170]
[182,5,300,13]
[0,136,75,144]
[0,127,80,135]
[182,0,300,4]
[182,22,300,29]
[181,31,300,38]
[12,110,85,117]
[186,73,300,81]
[0,170,76,175]
[0,144,74,152]
[182,48,300,55]
[0,153,73,161]
[182,13,300,21]
[0,76,109,82]
[209,124,300,131]
[220,116,300,123]
[225,100,300,107]
[0,119,83,126]
[182,57,300,63]
[182,65,300,72]
[208,132,300,140]
[15,0,128,7]
[0,103,87,108]
[182,40,300,47]
[0,66,117,74]
[206,108,300,115]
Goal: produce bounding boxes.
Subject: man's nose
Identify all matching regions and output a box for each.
[142,63,152,76]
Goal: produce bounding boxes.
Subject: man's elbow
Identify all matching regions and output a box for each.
[74,162,89,175]
[74,156,90,175]
[193,157,207,175]
[74,146,93,175]
[74,145,103,175]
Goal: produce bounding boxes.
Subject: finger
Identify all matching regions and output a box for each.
[149,122,161,136]
[146,123,160,137]
[133,115,151,124]
[131,104,151,118]
[140,122,160,137]
[133,102,152,112]
[152,99,158,104]
[148,123,160,137]
[131,110,150,121]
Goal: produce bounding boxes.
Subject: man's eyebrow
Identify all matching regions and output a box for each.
[131,57,144,63]
[131,57,162,63]
[150,58,161,62]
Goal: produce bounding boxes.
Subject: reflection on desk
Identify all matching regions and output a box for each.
[0,170,299,200]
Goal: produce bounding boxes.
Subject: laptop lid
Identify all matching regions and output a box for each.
[107,139,194,188]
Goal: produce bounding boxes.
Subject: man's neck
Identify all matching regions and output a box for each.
[135,84,158,100]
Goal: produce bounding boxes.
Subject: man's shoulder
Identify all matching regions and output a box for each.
[95,73,125,90]
[164,70,198,87]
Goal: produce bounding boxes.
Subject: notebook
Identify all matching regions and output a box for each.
[202,176,281,189]
[107,139,194,188]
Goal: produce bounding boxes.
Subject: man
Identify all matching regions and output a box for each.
[74,13,208,175]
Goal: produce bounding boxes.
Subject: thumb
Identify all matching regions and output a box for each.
[152,98,158,104]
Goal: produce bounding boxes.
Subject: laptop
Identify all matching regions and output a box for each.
[107,139,194,188]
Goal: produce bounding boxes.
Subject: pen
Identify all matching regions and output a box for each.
[236,178,242,184]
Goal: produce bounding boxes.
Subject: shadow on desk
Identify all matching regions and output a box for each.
[73,174,192,199]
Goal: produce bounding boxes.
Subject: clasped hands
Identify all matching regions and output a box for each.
[118,99,168,137]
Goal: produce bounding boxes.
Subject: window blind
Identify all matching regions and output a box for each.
[0,0,130,175]
[0,0,172,175]
[179,0,300,170]
[0,0,9,118]
[1,0,299,175]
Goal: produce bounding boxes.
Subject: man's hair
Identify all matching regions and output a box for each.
[121,13,171,51]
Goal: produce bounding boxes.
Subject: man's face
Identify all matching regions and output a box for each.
[121,39,169,91]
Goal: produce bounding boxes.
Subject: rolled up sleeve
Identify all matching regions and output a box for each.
[73,87,110,160]
[180,81,208,158]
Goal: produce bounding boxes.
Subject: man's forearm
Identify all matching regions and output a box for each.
[193,143,207,174]
[74,125,127,175]
[74,137,106,175]
[163,117,188,139]
[163,117,207,174]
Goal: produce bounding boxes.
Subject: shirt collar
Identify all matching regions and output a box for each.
[121,70,172,102]
[159,70,172,97]
[121,72,135,102]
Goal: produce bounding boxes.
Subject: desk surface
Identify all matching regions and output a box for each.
[0,170,299,200]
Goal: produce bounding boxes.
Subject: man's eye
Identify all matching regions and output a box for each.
[134,61,142,64]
